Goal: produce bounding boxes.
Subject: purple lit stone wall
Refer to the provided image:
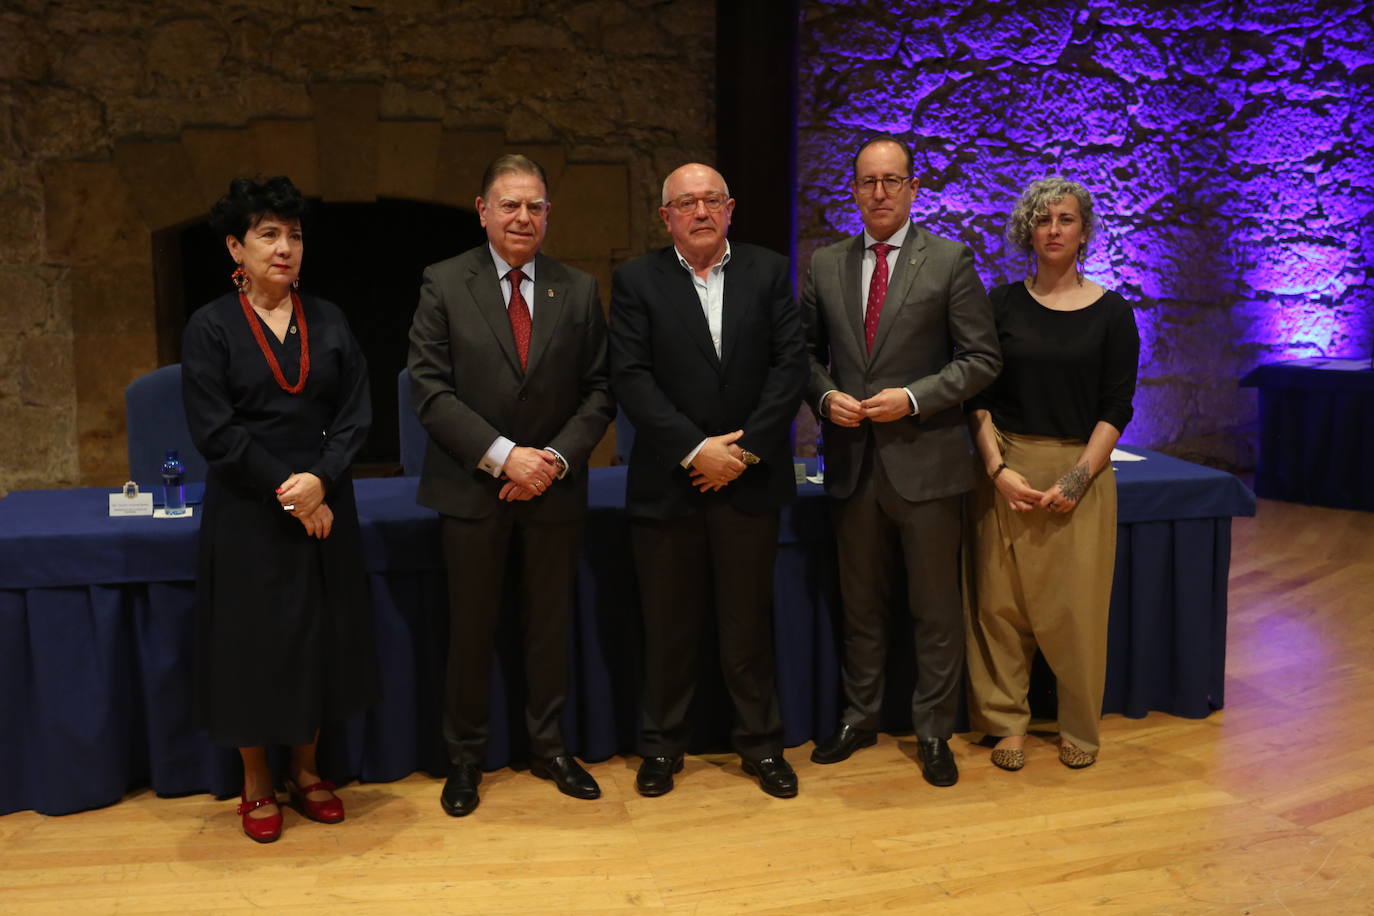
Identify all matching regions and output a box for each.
[797,1,1373,468]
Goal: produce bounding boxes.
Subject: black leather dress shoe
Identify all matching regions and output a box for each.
[916,737,958,787]
[741,756,798,798]
[636,755,684,797]
[811,723,877,764]
[440,764,482,817]
[531,755,601,800]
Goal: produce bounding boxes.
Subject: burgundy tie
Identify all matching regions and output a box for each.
[864,243,894,353]
[507,267,531,370]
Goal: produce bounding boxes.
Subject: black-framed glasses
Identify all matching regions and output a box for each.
[665,193,729,214]
[855,176,911,196]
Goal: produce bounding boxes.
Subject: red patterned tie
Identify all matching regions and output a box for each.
[864,243,894,353]
[507,267,531,370]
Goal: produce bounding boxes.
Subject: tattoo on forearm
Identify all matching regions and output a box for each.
[1056,463,1091,502]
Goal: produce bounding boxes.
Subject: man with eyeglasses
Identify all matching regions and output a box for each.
[408,153,613,817]
[608,163,807,798]
[803,136,1000,787]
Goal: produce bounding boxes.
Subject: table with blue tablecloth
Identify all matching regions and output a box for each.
[1240,358,1374,511]
[0,448,1254,816]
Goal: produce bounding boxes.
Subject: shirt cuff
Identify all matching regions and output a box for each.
[544,447,570,478]
[681,438,707,469]
[904,387,919,416]
[478,436,516,478]
[819,389,838,417]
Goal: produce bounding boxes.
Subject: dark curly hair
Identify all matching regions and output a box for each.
[209,175,307,241]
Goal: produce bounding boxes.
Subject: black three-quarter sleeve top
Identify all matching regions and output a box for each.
[968,281,1140,440]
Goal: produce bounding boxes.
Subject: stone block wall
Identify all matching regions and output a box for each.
[796,0,1372,469]
[0,0,715,494]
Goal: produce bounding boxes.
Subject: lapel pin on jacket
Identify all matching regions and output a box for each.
[546,288,554,297]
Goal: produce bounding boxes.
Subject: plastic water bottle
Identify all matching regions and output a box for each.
[161,449,186,516]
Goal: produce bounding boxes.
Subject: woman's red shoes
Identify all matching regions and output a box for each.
[236,779,343,841]
[286,778,345,823]
[237,792,282,843]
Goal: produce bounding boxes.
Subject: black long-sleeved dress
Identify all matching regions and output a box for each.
[182,291,378,747]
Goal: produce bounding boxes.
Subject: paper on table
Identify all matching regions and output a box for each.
[1110,448,1146,462]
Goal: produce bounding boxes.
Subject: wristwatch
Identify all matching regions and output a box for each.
[739,449,761,466]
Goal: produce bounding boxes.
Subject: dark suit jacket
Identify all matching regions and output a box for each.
[408,245,613,522]
[803,222,1001,502]
[609,242,807,520]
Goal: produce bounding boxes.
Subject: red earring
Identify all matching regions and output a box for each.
[232,265,248,292]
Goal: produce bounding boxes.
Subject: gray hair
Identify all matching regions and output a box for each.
[1005,176,1096,253]
[661,166,731,205]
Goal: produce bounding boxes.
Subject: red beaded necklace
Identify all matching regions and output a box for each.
[238,291,310,394]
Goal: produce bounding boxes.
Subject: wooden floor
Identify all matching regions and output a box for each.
[3,498,1373,914]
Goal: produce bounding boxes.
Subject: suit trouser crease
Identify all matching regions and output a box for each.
[833,448,965,738]
[633,501,785,762]
[440,510,579,767]
[964,430,1116,754]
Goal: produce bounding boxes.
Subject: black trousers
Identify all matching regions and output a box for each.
[439,510,580,768]
[832,453,964,739]
[632,501,785,763]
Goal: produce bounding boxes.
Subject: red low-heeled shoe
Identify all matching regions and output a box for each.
[286,778,345,823]
[237,792,282,843]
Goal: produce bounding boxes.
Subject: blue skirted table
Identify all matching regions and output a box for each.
[0,448,1254,816]
[1240,358,1374,511]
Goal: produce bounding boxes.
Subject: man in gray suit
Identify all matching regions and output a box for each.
[408,154,613,816]
[803,135,1000,787]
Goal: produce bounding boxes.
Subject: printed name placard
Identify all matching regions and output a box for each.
[109,492,154,516]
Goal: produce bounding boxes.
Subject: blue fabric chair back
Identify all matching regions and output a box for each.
[124,364,208,490]
[397,368,428,477]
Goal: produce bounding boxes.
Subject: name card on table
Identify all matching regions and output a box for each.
[109,481,153,517]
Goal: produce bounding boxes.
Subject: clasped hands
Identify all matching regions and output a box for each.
[826,388,912,426]
[690,430,747,493]
[992,465,1083,515]
[277,472,333,538]
[499,446,561,501]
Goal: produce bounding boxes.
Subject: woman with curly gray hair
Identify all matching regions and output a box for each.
[962,176,1139,771]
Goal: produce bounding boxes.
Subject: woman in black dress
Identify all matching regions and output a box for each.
[963,176,1139,772]
[182,176,377,842]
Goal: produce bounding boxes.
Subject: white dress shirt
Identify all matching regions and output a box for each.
[675,242,731,467]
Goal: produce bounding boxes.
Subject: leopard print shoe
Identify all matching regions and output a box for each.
[990,748,1025,771]
[1059,741,1096,769]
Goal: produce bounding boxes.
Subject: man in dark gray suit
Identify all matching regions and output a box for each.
[803,136,1000,787]
[408,154,613,816]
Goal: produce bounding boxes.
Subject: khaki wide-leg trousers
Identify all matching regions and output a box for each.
[964,429,1116,754]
